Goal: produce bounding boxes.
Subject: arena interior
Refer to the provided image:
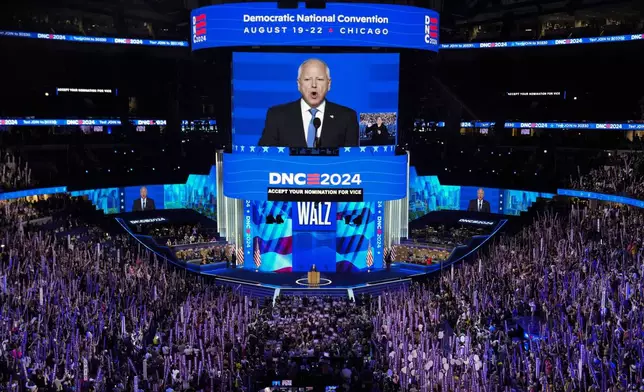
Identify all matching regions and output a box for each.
[1,0,644,390]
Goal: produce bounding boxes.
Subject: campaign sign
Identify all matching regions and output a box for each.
[222,147,408,202]
[292,202,337,231]
[243,199,253,265]
[191,3,439,51]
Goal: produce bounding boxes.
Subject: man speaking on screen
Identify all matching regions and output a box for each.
[467,188,490,213]
[258,58,359,148]
[132,186,156,212]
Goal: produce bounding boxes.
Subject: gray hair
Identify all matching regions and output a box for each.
[297,58,331,80]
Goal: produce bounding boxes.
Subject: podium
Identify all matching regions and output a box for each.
[307,271,320,287]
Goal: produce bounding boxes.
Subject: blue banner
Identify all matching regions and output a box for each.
[0,119,121,126]
[0,30,188,47]
[223,146,407,202]
[504,122,644,130]
[441,34,643,49]
[3,118,641,131]
[131,120,167,126]
[421,121,644,130]
[461,122,496,128]
[243,200,254,268]
[0,119,185,127]
[191,3,439,51]
[1,28,641,52]
[374,200,384,268]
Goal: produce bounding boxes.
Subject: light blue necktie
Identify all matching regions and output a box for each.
[307,108,319,147]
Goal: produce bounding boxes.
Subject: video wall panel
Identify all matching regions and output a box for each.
[232,52,400,147]
[247,200,382,272]
[69,188,120,214]
[192,3,439,51]
[409,167,555,219]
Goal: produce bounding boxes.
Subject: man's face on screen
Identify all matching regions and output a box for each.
[298,61,330,108]
[477,189,484,200]
[140,187,148,198]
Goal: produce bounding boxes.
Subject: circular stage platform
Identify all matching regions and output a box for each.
[295,276,333,287]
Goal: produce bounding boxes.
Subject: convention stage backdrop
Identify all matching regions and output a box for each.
[408,167,555,219]
[69,166,217,217]
[246,201,384,273]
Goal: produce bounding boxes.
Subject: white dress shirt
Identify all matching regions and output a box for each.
[478,199,482,211]
[300,99,326,145]
[142,198,147,210]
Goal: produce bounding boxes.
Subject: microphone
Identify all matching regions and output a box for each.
[312,117,322,148]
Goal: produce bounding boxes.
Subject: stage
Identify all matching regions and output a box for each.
[202,263,426,299]
[206,263,423,285]
[114,209,508,299]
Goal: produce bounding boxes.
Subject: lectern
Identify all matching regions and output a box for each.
[307,266,320,286]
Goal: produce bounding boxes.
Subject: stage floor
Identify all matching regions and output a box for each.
[203,264,424,289]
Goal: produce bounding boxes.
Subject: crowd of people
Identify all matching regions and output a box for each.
[0,195,259,391]
[391,245,452,266]
[409,225,483,248]
[175,245,227,265]
[0,151,34,192]
[247,296,376,390]
[374,200,644,391]
[3,155,644,392]
[147,224,219,247]
[570,153,644,199]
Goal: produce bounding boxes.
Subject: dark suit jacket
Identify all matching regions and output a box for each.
[258,100,359,148]
[132,197,156,212]
[467,199,490,213]
[366,124,390,145]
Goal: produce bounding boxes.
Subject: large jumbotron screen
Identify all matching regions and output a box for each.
[231,52,400,147]
[191,3,440,51]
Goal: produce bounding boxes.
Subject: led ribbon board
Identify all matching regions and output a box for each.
[191,3,439,51]
[0,30,188,47]
[440,34,643,49]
